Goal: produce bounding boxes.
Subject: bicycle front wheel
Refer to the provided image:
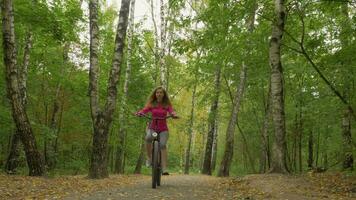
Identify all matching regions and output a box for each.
[152,140,159,189]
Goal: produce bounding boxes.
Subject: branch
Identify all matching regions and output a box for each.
[285,2,356,121]
[223,74,234,104]
[236,122,257,173]
[300,46,356,120]
[281,43,303,54]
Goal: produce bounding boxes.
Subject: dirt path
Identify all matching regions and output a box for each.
[64,173,356,200]
[65,174,232,200]
[1,172,355,199]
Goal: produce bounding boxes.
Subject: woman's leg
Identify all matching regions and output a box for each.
[159,131,169,172]
[146,143,152,161]
[145,129,153,165]
[161,148,167,170]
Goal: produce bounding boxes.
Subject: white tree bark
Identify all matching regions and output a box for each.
[115,0,136,174]
[269,0,289,173]
[202,66,221,175]
[2,0,44,176]
[218,62,247,177]
[159,0,167,89]
[89,0,131,179]
[184,83,197,174]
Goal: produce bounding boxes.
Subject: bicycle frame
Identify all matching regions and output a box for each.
[137,114,173,188]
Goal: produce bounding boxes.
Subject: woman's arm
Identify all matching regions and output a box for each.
[167,105,178,118]
[136,105,151,116]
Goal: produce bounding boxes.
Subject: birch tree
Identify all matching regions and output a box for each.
[115,0,136,174]
[268,0,289,173]
[2,0,44,176]
[202,66,221,175]
[5,32,32,174]
[340,2,353,170]
[218,63,247,177]
[184,81,197,174]
[88,0,130,178]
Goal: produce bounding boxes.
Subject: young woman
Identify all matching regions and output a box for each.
[136,86,178,175]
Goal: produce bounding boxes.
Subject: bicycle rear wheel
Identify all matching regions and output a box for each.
[152,141,159,189]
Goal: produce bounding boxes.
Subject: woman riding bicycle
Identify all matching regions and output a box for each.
[136,86,178,175]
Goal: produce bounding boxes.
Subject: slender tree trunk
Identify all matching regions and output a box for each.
[149,0,160,85]
[54,92,65,156]
[46,44,68,170]
[340,2,353,171]
[268,0,289,174]
[211,124,218,171]
[184,83,196,174]
[237,123,256,173]
[308,131,313,169]
[315,130,320,167]
[200,124,207,170]
[5,130,21,173]
[159,0,167,89]
[5,31,33,174]
[115,0,136,174]
[218,62,247,177]
[134,134,146,174]
[202,66,221,175]
[298,106,303,172]
[342,108,353,170]
[2,0,44,176]
[260,80,271,173]
[88,0,130,179]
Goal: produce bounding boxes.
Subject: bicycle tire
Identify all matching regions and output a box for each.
[152,140,159,188]
[157,148,161,186]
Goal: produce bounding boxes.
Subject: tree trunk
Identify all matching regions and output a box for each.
[342,108,353,170]
[308,131,313,169]
[298,107,303,172]
[46,44,69,170]
[315,130,320,167]
[149,0,160,85]
[159,0,167,89]
[211,124,218,171]
[88,0,131,179]
[2,0,44,176]
[184,83,196,174]
[340,2,353,171]
[268,0,289,174]
[202,66,221,175]
[218,62,247,177]
[115,0,136,174]
[260,80,271,173]
[5,31,33,174]
[5,130,21,174]
[134,131,146,174]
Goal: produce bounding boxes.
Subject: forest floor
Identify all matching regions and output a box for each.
[0,171,355,199]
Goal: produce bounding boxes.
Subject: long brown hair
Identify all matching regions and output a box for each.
[145,86,172,108]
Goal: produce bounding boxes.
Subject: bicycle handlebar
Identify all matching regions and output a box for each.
[135,113,178,120]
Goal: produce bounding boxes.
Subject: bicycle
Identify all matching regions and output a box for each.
[136,114,174,188]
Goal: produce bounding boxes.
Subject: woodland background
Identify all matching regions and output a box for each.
[0,0,355,179]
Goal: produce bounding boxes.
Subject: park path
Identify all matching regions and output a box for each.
[65,174,233,200]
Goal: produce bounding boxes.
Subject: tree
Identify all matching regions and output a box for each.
[2,0,44,176]
[88,0,131,178]
[202,66,221,175]
[268,0,289,173]
[218,62,247,177]
[115,0,136,174]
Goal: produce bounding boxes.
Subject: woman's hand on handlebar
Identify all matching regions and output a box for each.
[135,112,145,117]
[170,114,179,119]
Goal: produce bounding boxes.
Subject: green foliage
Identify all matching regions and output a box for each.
[1,0,355,176]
